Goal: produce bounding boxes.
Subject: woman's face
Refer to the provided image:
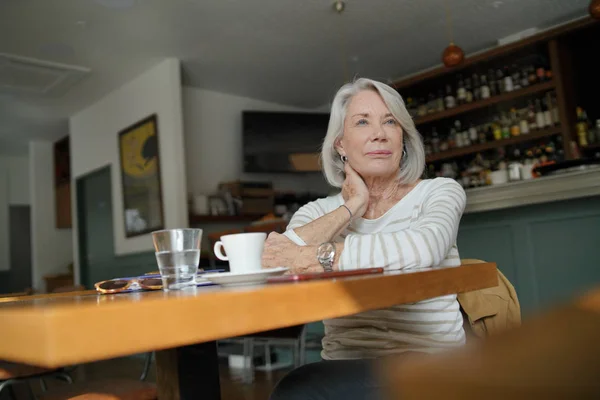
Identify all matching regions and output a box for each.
[336,90,403,180]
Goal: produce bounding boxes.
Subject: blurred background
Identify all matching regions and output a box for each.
[1,1,599,398]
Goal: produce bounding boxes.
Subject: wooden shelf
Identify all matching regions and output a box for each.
[414,81,555,126]
[189,214,266,224]
[426,126,562,163]
[392,18,598,91]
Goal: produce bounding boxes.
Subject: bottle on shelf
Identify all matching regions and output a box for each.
[478,124,487,144]
[473,74,481,101]
[444,84,456,109]
[536,63,546,82]
[431,127,441,153]
[542,97,553,127]
[528,100,538,131]
[418,97,428,117]
[503,66,514,92]
[492,116,503,141]
[465,77,473,103]
[510,108,521,137]
[535,98,546,130]
[550,93,560,126]
[511,65,521,91]
[575,106,589,147]
[590,119,600,145]
[496,68,505,93]
[519,108,530,135]
[427,93,437,114]
[468,123,478,144]
[520,66,530,88]
[501,112,511,139]
[456,75,466,105]
[488,69,498,96]
[528,65,537,85]
[480,74,490,99]
[436,89,445,112]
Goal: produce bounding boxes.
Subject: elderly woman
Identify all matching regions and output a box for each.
[262,78,467,399]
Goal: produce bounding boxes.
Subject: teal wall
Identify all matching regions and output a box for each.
[458,195,600,316]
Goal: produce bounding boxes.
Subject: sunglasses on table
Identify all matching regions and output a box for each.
[94,268,224,294]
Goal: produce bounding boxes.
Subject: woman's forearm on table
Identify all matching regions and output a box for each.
[290,205,353,246]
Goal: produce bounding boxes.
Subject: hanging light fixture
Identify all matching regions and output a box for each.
[441,0,464,68]
[590,0,600,19]
[332,1,351,83]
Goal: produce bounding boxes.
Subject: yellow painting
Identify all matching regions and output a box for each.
[118,114,164,237]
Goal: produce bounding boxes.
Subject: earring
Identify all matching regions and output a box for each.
[340,155,348,163]
[402,149,407,158]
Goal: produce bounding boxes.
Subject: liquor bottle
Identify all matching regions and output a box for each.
[519,108,530,134]
[449,127,457,149]
[535,98,546,129]
[406,97,417,117]
[418,97,427,117]
[456,75,466,105]
[436,89,445,112]
[528,100,537,130]
[488,69,498,96]
[480,74,490,99]
[496,68,505,93]
[465,77,473,103]
[528,65,537,85]
[469,123,478,143]
[503,66,514,92]
[520,66,530,88]
[427,93,437,114]
[454,120,464,147]
[512,65,521,90]
[550,93,559,125]
[431,127,441,153]
[444,84,456,109]
[536,63,546,82]
[575,107,589,147]
[492,116,503,140]
[589,119,600,145]
[510,108,521,136]
[501,112,511,139]
[542,97,553,127]
[478,125,487,144]
[473,74,481,101]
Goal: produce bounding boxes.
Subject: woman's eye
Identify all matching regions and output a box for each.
[356,119,368,126]
[385,119,397,125]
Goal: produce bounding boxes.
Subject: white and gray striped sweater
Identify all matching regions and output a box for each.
[284,177,467,360]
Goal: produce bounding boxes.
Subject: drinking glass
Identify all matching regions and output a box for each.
[151,228,202,291]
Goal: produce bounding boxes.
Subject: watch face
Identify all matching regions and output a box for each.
[317,242,335,263]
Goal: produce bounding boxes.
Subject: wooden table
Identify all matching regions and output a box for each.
[0,263,497,399]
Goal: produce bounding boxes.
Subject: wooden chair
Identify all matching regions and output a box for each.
[52,285,86,293]
[244,220,288,234]
[37,353,156,400]
[379,287,600,399]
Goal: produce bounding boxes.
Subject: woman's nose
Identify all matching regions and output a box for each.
[371,126,387,141]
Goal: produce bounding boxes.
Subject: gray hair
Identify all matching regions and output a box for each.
[321,78,425,188]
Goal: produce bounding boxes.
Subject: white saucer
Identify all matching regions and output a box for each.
[202,267,288,287]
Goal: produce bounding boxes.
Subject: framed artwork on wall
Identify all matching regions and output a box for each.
[118,113,165,238]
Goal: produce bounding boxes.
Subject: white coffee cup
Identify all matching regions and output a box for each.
[213,232,266,274]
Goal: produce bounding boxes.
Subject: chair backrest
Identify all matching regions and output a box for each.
[244,220,288,234]
[52,284,86,293]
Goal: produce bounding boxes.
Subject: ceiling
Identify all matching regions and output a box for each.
[0,0,591,155]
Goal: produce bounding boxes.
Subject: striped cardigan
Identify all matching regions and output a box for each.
[284,177,468,359]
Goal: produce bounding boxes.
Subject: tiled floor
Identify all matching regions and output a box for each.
[2,355,290,400]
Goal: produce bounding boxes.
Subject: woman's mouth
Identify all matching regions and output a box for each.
[366,150,392,157]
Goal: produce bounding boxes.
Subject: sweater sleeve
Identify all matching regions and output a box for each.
[339,179,466,271]
[282,198,332,246]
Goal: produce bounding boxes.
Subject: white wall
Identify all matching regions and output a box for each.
[70,58,187,270]
[183,87,330,197]
[0,155,30,272]
[29,142,73,291]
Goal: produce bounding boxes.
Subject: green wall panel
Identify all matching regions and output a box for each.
[458,195,600,317]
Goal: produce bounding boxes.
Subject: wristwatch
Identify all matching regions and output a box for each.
[317,242,336,272]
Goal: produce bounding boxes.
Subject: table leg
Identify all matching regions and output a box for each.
[156,341,221,400]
